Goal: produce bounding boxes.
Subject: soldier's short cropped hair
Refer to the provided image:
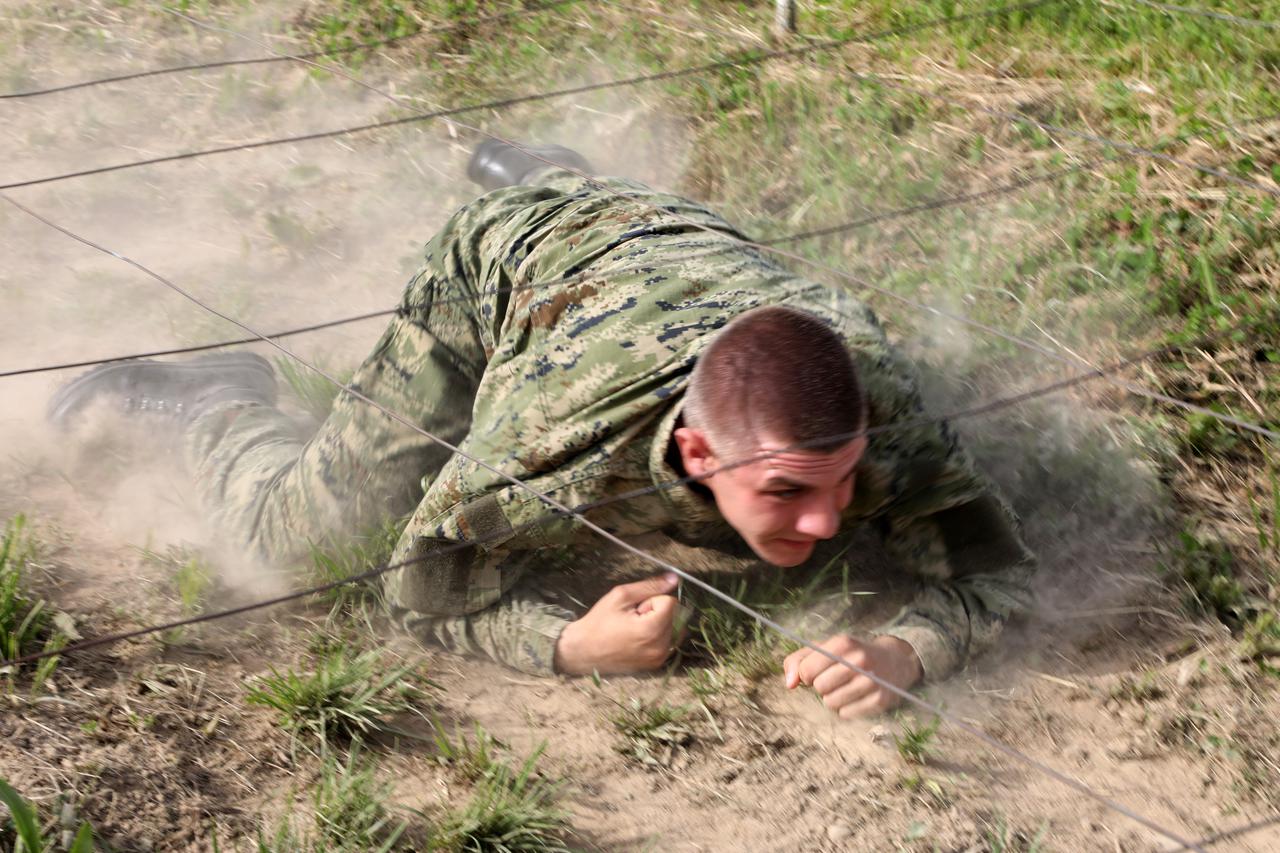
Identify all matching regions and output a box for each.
[683,305,867,459]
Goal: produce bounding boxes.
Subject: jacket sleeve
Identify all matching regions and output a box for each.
[865,406,1036,681]
[379,471,608,676]
[873,489,1035,682]
[391,571,575,676]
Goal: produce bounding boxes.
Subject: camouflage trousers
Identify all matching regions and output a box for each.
[185,170,642,588]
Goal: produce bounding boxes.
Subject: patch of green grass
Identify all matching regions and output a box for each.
[1247,453,1280,569]
[433,744,569,853]
[1172,705,1280,809]
[307,519,403,620]
[307,0,430,57]
[1,515,65,690]
[427,722,570,850]
[897,770,951,810]
[245,648,424,748]
[246,819,311,853]
[819,0,1280,132]
[609,698,696,768]
[1,516,45,658]
[691,601,789,683]
[1165,529,1254,630]
[685,664,730,700]
[1241,612,1280,677]
[0,776,94,853]
[139,543,214,617]
[432,720,508,784]
[1109,670,1166,704]
[682,546,853,690]
[313,747,407,852]
[894,713,941,766]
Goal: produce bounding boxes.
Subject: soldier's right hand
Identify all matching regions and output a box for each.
[553,572,682,676]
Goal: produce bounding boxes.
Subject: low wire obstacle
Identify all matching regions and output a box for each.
[1116,0,1280,29]
[0,0,586,100]
[0,309,397,379]
[0,0,1065,191]
[8,107,1276,382]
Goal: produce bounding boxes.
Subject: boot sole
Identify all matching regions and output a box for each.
[466,140,593,191]
[48,352,276,425]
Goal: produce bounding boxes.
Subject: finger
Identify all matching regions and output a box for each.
[641,594,678,624]
[819,674,876,713]
[783,649,811,689]
[611,572,679,607]
[838,687,904,719]
[798,637,862,686]
[812,660,857,696]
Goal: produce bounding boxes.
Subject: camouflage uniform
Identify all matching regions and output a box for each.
[187,171,1034,679]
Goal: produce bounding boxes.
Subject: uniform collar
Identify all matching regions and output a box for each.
[648,397,725,538]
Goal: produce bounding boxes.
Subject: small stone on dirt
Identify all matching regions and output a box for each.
[1105,735,1136,758]
[827,822,853,844]
[1175,658,1202,688]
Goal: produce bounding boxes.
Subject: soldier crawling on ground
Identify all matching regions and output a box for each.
[50,140,1034,718]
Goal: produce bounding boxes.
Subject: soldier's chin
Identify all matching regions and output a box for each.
[756,538,814,567]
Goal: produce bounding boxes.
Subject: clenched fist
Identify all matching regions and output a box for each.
[783,634,923,718]
[554,573,685,676]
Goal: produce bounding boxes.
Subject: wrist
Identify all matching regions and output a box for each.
[553,619,587,676]
[875,634,924,686]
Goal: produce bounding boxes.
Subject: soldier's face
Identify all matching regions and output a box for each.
[678,430,866,567]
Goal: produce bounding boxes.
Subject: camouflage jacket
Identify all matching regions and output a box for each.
[384,174,1034,680]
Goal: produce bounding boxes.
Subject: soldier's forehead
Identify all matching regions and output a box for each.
[754,436,866,477]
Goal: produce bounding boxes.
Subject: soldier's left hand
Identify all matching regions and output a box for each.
[782,634,923,718]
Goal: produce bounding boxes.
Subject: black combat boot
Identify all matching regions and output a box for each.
[48,351,278,427]
[465,138,593,192]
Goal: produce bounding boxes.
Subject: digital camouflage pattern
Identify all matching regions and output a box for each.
[187,171,1034,678]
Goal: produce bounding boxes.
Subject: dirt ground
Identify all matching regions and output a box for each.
[2,2,1279,851]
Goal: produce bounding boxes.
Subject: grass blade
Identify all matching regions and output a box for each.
[0,776,45,853]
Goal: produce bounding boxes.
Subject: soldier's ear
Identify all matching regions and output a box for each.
[673,427,717,479]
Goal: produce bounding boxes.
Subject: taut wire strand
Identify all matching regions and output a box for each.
[0,0,586,100]
[1113,0,1280,29]
[0,0,1064,191]
[1194,812,1280,847]
[0,309,397,379]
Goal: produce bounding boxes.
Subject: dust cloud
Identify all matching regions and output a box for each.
[906,305,1175,688]
[0,1,692,605]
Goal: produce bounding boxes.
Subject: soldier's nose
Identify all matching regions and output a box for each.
[794,506,839,540]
